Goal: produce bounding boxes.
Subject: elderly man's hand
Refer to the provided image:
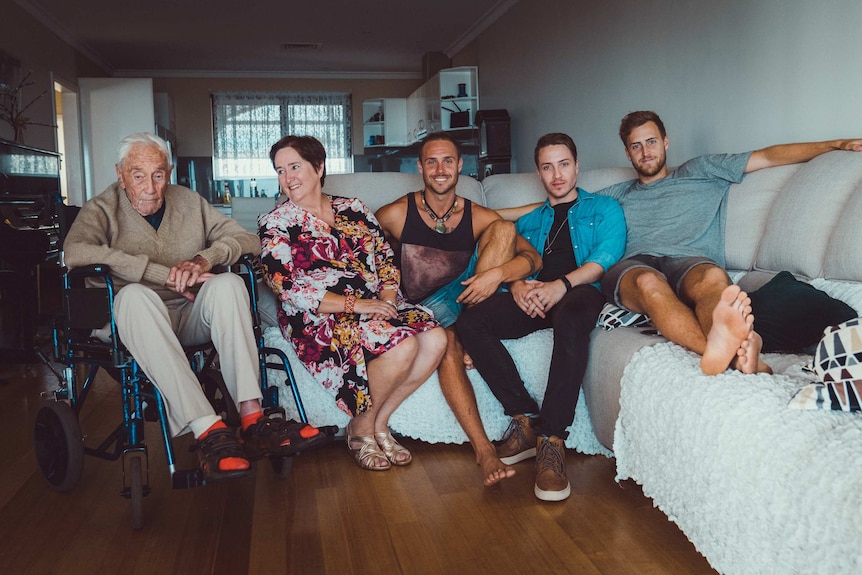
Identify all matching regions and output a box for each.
[168,255,213,300]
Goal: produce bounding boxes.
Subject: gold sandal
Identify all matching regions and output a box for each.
[347,433,391,471]
[374,431,413,466]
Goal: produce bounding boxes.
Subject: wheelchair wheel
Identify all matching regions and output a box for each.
[199,368,240,427]
[33,401,84,492]
[129,455,144,530]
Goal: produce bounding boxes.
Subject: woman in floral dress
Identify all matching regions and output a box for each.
[260,135,447,471]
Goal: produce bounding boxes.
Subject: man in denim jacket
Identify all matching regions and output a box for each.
[456,133,625,501]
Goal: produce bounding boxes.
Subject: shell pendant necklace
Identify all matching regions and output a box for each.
[421,191,458,234]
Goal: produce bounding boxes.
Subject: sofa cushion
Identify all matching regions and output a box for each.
[822,178,862,281]
[324,172,486,212]
[724,165,800,271]
[481,173,545,210]
[748,271,858,353]
[789,318,862,411]
[481,167,636,211]
[754,151,862,279]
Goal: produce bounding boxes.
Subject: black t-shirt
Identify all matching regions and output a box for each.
[537,199,577,282]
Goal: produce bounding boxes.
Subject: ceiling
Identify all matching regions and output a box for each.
[17,0,517,78]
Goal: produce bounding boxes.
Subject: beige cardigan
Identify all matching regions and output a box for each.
[64,183,260,302]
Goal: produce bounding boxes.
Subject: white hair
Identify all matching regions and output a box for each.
[117,132,172,168]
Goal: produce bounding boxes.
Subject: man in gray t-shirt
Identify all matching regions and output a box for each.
[600,110,862,376]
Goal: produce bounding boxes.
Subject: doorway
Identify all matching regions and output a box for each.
[53,79,85,206]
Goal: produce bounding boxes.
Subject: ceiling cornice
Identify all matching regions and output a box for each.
[446,0,520,57]
[14,0,114,75]
[113,69,424,80]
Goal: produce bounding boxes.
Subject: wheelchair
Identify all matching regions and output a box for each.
[32,250,331,529]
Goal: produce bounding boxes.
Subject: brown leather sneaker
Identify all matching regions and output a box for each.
[495,414,537,465]
[534,435,571,502]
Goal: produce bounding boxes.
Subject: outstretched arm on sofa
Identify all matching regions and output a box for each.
[745,138,862,173]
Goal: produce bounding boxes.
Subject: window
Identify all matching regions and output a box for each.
[211,92,352,179]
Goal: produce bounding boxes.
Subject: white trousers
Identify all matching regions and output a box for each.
[113,274,262,437]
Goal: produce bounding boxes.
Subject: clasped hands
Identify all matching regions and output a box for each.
[167,255,214,301]
[511,278,566,319]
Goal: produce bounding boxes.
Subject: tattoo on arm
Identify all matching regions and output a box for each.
[516,251,537,274]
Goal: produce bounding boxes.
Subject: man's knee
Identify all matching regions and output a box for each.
[687,263,729,287]
[478,219,516,252]
[205,272,246,294]
[625,268,669,298]
[200,273,250,306]
[681,264,730,300]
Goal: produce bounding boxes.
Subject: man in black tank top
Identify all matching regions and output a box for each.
[376,132,541,487]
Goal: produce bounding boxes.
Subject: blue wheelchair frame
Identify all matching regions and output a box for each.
[33,256,315,529]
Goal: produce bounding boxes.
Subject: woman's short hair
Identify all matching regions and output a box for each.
[269,135,327,187]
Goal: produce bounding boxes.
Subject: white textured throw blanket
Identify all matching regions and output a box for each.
[614,342,862,575]
[263,326,610,456]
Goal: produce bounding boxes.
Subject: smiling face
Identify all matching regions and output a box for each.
[116,143,171,216]
[418,139,462,198]
[537,144,579,205]
[273,145,324,206]
[624,121,669,183]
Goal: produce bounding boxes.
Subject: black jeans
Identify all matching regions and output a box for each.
[456,284,606,438]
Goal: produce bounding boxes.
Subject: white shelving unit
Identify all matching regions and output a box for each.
[438,66,478,131]
[362,98,408,149]
[406,66,479,139]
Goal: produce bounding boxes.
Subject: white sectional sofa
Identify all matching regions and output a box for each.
[256,152,862,574]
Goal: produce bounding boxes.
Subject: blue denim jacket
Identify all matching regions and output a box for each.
[516,188,626,287]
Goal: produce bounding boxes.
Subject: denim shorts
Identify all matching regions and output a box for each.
[600,254,717,308]
[418,251,478,328]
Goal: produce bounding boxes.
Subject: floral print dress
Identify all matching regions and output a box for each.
[259,195,439,417]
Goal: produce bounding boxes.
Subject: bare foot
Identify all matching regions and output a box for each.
[734,331,773,374]
[464,353,474,370]
[701,285,753,375]
[477,449,515,486]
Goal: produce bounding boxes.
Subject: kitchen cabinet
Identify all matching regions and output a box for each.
[362,98,408,149]
[406,66,479,139]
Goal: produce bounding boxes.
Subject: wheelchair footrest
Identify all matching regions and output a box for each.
[172,468,206,489]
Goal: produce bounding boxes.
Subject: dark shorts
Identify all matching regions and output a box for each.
[600,255,719,309]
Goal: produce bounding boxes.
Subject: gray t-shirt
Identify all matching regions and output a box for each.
[598,152,750,267]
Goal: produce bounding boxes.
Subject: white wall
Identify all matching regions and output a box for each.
[473,0,862,172]
[79,78,156,199]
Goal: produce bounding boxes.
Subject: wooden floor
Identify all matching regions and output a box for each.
[0,357,717,575]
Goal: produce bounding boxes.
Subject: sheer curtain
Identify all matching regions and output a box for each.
[211,92,352,179]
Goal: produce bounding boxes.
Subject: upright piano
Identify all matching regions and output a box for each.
[0,138,62,361]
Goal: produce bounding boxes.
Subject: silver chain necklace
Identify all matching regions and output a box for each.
[544,218,568,254]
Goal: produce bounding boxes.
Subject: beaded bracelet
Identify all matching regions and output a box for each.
[344,294,356,314]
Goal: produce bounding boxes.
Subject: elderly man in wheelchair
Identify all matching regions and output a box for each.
[63,132,324,482]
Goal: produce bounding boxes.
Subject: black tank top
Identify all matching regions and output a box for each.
[399,192,475,302]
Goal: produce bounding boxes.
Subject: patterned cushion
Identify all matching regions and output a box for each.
[789,318,862,412]
[597,303,651,331]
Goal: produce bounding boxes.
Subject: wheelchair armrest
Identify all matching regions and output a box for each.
[67,264,113,278]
